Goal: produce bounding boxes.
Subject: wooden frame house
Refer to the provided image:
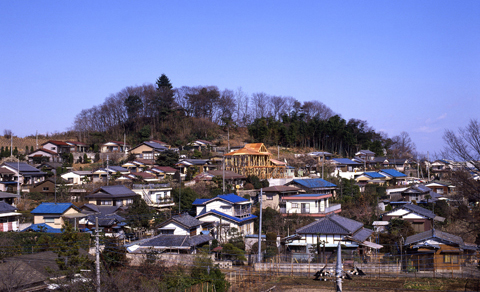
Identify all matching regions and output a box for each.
[224,143,285,179]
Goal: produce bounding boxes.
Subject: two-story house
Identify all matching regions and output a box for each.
[286,178,337,196]
[380,203,445,233]
[100,141,130,153]
[85,185,139,207]
[131,184,174,209]
[1,162,46,186]
[193,194,257,241]
[279,193,341,217]
[128,141,169,160]
[41,140,71,154]
[0,192,21,231]
[27,202,83,232]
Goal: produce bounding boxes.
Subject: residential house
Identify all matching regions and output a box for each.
[0,191,19,206]
[1,162,46,185]
[85,185,139,207]
[404,229,477,272]
[123,172,159,183]
[147,166,178,179]
[157,214,204,235]
[401,185,441,204]
[61,170,94,185]
[425,181,455,196]
[381,203,445,233]
[378,169,408,185]
[259,185,300,210]
[129,141,169,160]
[100,141,130,153]
[176,159,213,174]
[330,158,362,172]
[285,214,381,256]
[0,168,16,192]
[188,140,215,150]
[92,166,130,183]
[28,178,69,197]
[131,183,174,209]
[193,194,257,241]
[286,178,337,196]
[430,160,453,180]
[0,199,21,231]
[27,148,61,163]
[36,162,63,175]
[79,210,126,237]
[224,143,286,179]
[193,170,247,188]
[66,141,88,153]
[28,202,83,232]
[41,140,71,154]
[127,233,213,255]
[279,193,341,217]
[355,172,387,186]
[354,150,376,164]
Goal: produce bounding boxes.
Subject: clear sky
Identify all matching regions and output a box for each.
[1,1,479,155]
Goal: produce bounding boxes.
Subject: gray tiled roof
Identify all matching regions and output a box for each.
[171,214,203,228]
[0,202,16,213]
[87,185,137,199]
[405,229,464,246]
[139,234,212,248]
[396,203,436,219]
[296,214,363,235]
[87,213,125,227]
[351,228,373,242]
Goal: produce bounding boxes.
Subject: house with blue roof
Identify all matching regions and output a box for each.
[330,158,362,172]
[355,172,387,186]
[379,169,408,185]
[286,178,337,196]
[193,194,256,241]
[30,202,84,231]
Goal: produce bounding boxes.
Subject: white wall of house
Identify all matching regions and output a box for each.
[205,200,233,216]
[288,234,355,248]
[285,198,329,214]
[61,172,83,185]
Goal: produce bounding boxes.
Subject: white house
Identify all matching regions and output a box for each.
[61,171,94,185]
[279,193,341,218]
[193,194,256,241]
[131,184,175,209]
[157,214,204,236]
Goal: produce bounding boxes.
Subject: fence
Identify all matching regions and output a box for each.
[251,252,479,279]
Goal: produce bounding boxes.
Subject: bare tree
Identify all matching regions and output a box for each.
[302,100,335,121]
[390,131,416,158]
[251,92,271,120]
[270,96,286,120]
[443,119,480,171]
[234,87,250,126]
[3,130,12,139]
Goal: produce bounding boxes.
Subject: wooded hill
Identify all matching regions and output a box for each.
[68,74,414,158]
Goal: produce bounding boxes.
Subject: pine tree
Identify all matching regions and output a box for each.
[155,74,173,90]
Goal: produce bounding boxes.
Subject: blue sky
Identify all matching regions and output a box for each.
[1,1,479,155]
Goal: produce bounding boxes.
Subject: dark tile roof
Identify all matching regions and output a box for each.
[139,234,213,248]
[87,213,125,227]
[0,201,17,213]
[143,141,169,151]
[331,158,361,165]
[170,214,203,228]
[0,191,20,199]
[401,203,436,219]
[87,185,138,199]
[296,214,363,235]
[4,162,42,173]
[403,184,431,194]
[405,229,464,247]
[351,228,373,242]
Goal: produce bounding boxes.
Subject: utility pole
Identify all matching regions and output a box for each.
[257,188,263,263]
[95,217,101,292]
[106,155,109,186]
[335,242,342,292]
[222,157,225,193]
[178,175,181,214]
[427,151,430,182]
[36,130,38,149]
[16,158,20,199]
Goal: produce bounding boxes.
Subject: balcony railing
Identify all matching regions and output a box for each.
[234,207,252,217]
[279,203,341,215]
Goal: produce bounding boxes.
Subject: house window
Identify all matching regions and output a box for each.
[68,178,73,183]
[126,199,133,205]
[266,195,273,200]
[43,187,49,191]
[291,203,298,208]
[161,229,174,235]
[51,147,56,151]
[444,254,458,264]
[100,200,112,205]
[44,217,56,223]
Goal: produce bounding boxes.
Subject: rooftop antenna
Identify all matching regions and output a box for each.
[10,136,13,157]
[17,157,20,199]
[36,130,38,149]
[257,188,263,263]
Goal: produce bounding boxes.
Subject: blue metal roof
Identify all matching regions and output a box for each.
[291,178,337,188]
[21,223,62,233]
[31,203,79,214]
[363,172,385,179]
[198,209,257,223]
[192,198,209,205]
[193,194,247,205]
[380,169,407,178]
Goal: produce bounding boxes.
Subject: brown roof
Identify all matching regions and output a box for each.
[130,172,156,179]
[67,141,87,146]
[262,185,300,193]
[152,166,178,173]
[0,168,15,175]
[42,140,69,146]
[31,148,59,156]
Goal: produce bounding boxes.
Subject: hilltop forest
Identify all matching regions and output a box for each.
[71,74,416,158]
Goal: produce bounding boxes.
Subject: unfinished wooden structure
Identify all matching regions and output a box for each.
[224,143,286,179]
